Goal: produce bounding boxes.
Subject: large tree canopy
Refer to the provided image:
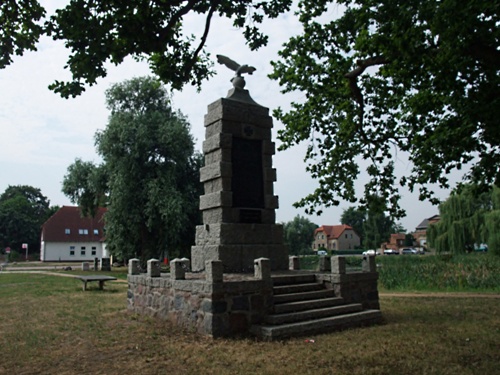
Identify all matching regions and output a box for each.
[1,0,292,98]
[2,0,498,217]
[271,0,499,217]
[62,77,203,261]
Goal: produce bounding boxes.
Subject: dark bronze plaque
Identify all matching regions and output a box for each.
[232,137,264,209]
[239,209,262,223]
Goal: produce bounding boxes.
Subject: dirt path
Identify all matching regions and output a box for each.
[379,292,500,298]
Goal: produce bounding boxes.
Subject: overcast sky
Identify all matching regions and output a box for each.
[0,1,452,232]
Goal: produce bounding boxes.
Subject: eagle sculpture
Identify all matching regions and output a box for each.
[216,55,256,77]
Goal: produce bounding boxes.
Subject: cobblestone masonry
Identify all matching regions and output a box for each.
[127,256,380,337]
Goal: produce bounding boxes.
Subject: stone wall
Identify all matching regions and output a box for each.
[127,258,274,337]
[127,256,380,338]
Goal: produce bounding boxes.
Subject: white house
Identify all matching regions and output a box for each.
[40,206,108,262]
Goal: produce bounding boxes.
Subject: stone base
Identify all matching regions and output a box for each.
[191,223,289,272]
[191,244,288,273]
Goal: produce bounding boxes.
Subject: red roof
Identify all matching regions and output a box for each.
[41,206,107,242]
[314,225,356,239]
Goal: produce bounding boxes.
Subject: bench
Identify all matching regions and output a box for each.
[76,275,117,291]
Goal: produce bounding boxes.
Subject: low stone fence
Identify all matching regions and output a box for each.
[127,256,380,337]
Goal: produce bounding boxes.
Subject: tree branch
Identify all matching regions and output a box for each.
[344,56,389,140]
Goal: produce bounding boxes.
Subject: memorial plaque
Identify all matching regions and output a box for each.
[231,137,264,209]
[239,209,262,223]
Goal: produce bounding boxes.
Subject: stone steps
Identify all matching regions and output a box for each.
[273,296,345,314]
[265,303,364,325]
[272,274,316,286]
[251,273,382,340]
[273,282,325,295]
[274,289,337,304]
[251,310,383,340]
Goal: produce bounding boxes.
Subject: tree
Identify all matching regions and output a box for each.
[1,0,292,98]
[62,77,203,262]
[62,159,108,217]
[427,185,493,254]
[282,215,318,255]
[340,206,366,245]
[362,197,394,250]
[3,1,498,216]
[270,0,499,217]
[0,185,53,256]
[483,187,500,256]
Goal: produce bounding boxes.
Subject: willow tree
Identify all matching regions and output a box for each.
[428,186,494,254]
[483,187,500,256]
[62,77,203,261]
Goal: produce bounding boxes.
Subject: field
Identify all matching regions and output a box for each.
[0,268,499,375]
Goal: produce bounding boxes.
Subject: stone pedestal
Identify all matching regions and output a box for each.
[191,92,288,272]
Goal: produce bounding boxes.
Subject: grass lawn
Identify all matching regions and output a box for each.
[0,272,499,375]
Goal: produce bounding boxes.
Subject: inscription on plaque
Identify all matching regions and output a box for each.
[239,209,262,223]
[232,137,264,209]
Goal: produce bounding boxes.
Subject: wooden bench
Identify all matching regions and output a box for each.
[76,275,117,291]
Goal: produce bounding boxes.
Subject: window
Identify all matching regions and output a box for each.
[93,229,99,235]
[65,228,70,235]
[79,229,89,235]
[91,246,97,256]
[350,234,353,239]
[81,246,86,255]
[70,250,75,256]
[345,234,348,239]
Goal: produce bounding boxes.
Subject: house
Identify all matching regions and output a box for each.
[40,206,108,262]
[381,233,407,252]
[312,225,361,252]
[413,214,440,248]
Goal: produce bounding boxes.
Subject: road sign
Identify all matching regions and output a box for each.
[5,247,10,254]
[22,243,28,249]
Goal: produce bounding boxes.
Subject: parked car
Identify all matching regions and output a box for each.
[384,249,399,255]
[317,250,328,256]
[362,250,377,256]
[402,248,418,255]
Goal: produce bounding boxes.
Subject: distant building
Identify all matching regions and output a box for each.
[413,214,440,248]
[312,225,360,252]
[40,206,107,262]
[381,233,407,252]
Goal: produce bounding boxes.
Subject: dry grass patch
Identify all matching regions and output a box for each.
[0,273,499,375]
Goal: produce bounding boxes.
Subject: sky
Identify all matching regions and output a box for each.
[0,1,453,232]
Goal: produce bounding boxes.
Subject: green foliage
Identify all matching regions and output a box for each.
[282,215,318,255]
[483,186,500,256]
[1,0,293,97]
[63,77,202,262]
[0,0,45,68]
[341,202,398,249]
[428,185,497,254]
[0,185,53,254]
[62,159,108,217]
[271,0,500,217]
[377,254,500,292]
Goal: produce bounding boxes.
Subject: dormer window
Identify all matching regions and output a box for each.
[65,229,70,235]
[79,229,89,235]
[93,229,99,235]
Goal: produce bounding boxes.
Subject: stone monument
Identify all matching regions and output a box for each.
[191,55,288,272]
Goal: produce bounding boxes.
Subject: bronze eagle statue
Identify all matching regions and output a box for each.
[216,55,256,77]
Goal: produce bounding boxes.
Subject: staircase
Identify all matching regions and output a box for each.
[250,273,383,340]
